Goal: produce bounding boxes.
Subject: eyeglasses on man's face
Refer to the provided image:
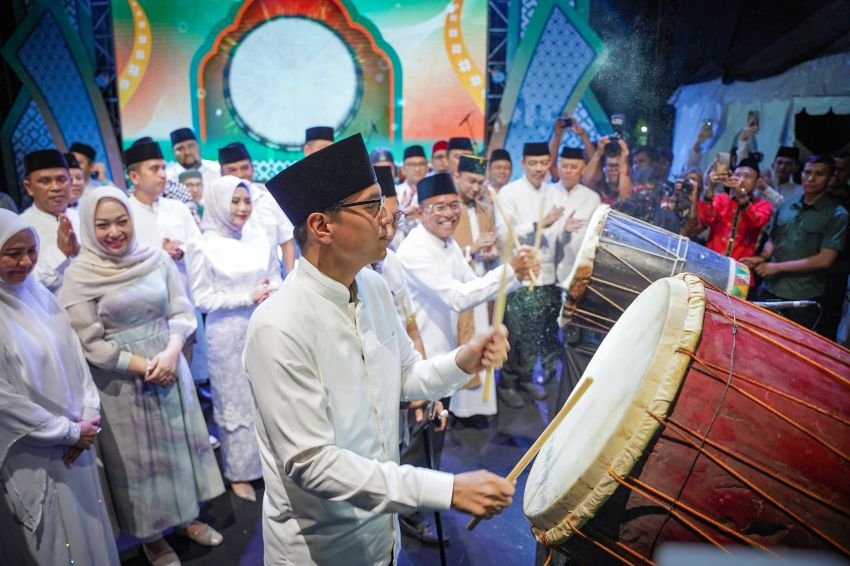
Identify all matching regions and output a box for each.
[332,194,385,218]
[423,201,462,215]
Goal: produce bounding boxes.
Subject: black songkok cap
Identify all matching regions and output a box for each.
[64,152,81,169]
[736,157,761,175]
[417,172,457,204]
[124,137,164,166]
[370,147,395,165]
[447,137,473,152]
[523,142,550,157]
[24,149,68,176]
[775,146,799,161]
[490,148,511,163]
[305,126,334,143]
[458,154,487,175]
[218,142,251,165]
[178,170,202,183]
[69,142,95,161]
[560,147,585,160]
[170,127,196,146]
[403,145,426,160]
[374,166,396,197]
[266,134,378,226]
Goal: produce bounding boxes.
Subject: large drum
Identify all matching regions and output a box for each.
[561,205,750,332]
[525,274,850,564]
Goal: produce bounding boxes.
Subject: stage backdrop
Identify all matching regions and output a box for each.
[111,0,487,180]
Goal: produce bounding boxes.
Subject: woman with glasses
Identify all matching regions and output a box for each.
[186,176,281,502]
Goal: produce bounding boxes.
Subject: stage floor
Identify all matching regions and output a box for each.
[117,374,557,565]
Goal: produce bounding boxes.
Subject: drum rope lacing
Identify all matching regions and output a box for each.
[645,410,850,557]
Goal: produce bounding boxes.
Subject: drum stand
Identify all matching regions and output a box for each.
[421,405,448,566]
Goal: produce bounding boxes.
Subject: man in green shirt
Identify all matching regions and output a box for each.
[744,155,848,334]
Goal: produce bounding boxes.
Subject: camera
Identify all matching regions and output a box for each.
[674,178,695,191]
[604,134,621,158]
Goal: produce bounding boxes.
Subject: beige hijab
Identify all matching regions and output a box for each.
[58,186,167,308]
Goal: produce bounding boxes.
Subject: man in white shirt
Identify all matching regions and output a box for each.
[495,142,572,408]
[399,170,536,427]
[218,142,296,274]
[125,139,200,275]
[303,126,334,156]
[394,145,429,247]
[19,149,80,292]
[487,148,513,192]
[165,127,221,187]
[551,147,601,282]
[246,134,515,565]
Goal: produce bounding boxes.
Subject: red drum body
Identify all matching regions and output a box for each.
[524,274,850,564]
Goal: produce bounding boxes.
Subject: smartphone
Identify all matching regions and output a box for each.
[558,116,573,128]
[716,152,731,176]
[703,119,713,127]
[747,110,760,128]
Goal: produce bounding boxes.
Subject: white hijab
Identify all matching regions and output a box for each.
[59,186,167,308]
[201,175,252,239]
[0,210,98,527]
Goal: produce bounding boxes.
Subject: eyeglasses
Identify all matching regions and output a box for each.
[424,201,462,215]
[332,195,385,218]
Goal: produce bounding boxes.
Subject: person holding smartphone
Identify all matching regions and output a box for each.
[697,157,773,260]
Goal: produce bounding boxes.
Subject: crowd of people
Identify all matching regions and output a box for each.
[0,112,847,564]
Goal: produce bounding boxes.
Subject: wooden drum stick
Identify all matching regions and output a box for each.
[467,377,594,531]
[487,187,538,288]
[481,233,515,403]
[529,199,546,292]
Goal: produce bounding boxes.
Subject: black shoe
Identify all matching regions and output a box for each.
[498,387,525,409]
[520,381,547,401]
[453,414,491,429]
[399,515,451,546]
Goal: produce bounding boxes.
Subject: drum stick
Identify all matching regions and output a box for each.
[529,199,546,292]
[488,187,538,288]
[482,233,516,403]
[467,377,594,531]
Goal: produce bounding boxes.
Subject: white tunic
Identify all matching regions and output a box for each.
[496,175,569,285]
[19,206,80,293]
[398,226,520,366]
[166,159,221,187]
[551,182,601,284]
[243,258,471,565]
[127,194,200,285]
[245,183,294,248]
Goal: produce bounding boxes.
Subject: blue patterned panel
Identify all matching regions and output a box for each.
[10,98,54,185]
[503,7,595,162]
[13,10,112,177]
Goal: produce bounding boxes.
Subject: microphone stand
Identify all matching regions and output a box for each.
[420,402,448,566]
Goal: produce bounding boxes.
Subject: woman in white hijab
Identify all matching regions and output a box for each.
[58,187,224,565]
[185,176,281,502]
[0,209,119,565]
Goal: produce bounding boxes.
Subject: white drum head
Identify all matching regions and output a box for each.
[524,274,706,542]
[561,204,610,296]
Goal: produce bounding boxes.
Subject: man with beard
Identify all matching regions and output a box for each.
[166,127,221,187]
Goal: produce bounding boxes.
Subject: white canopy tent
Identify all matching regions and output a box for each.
[667,52,850,177]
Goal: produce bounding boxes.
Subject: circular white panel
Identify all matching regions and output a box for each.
[227,18,359,147]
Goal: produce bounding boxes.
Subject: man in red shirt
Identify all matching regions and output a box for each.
[697,157,772,260]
